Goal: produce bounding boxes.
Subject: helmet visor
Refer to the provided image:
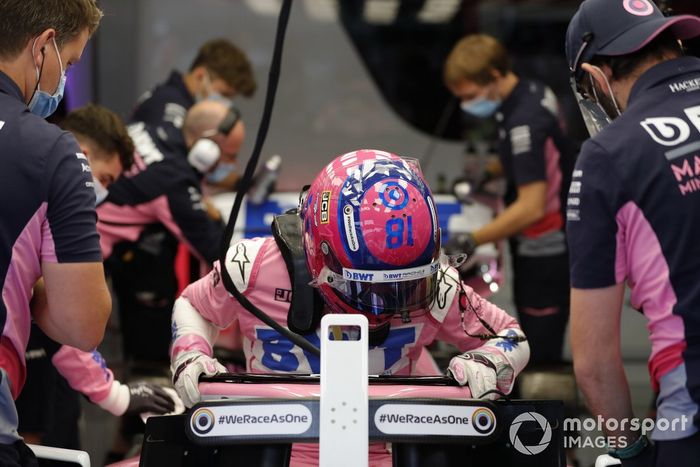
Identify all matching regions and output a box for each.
[321,260,440,318]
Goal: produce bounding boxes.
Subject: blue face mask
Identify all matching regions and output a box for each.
[28,38,66,118]
[196,72,233,107]
[460,97,501,118]
[206,161,237,184]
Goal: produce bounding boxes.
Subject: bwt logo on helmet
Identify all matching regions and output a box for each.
[344,270,374,281]
[383,272,405,280]
[509,412,552,456]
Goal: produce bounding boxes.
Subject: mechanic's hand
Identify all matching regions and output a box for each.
[448,351,502,400]
[444,232,477,258]
[172,350,227,407]
[125,382,176,416]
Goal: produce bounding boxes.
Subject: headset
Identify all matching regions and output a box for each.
[187,105,242,173]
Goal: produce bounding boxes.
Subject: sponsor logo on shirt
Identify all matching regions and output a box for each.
[274,288,292,303]
[670,155,700,196]
[128,122,165,165]
[231,243,251,278]
[638,106,700,196]
[566,170,582,222]
[164,103,186,129]
[510,125,532,156]
[669,78,700,94]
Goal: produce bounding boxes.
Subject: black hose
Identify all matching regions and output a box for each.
[218,0,321,357]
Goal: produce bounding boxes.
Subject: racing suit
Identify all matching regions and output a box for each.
[171,237,529,466]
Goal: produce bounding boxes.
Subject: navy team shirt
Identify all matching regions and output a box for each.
[0,71,101,398]
[131,71,194,150]
[567,56,700,406]
[100,121,223,265]
[496,79,575,254]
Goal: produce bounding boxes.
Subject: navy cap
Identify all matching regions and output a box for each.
[566,0,700,81]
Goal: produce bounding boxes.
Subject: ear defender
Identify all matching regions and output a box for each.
[187,138,221,173]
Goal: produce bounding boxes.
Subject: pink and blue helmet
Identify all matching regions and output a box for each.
[301,149,441,327]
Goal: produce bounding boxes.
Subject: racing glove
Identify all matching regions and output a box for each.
[125,382,176,416]
[447,350,514,400]
[171,350,227,408]
[444,232,477,259]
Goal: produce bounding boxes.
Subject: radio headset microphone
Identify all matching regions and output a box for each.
[218,0,321,357]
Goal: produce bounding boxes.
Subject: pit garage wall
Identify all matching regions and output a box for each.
[96,0,466,191]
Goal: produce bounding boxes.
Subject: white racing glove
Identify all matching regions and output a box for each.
[171,350,227,408]
[448,351,514,400]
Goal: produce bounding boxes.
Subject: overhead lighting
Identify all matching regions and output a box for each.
[417,0,461,23]
[244,0,282,16]
[304,0,338,22]
[363,0,400,25]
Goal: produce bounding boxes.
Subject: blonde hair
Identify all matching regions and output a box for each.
[444,34,511,86]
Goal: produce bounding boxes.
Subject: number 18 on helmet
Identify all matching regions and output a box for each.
[301,149,441,328]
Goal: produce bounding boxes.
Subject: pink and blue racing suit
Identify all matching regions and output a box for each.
[171,237,528,466]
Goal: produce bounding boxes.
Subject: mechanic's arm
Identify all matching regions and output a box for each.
[472,180,546,245]
[106,160,182,206]
[34,264,111,351]
[164,185,225,265]
[52,346,175,416]
[571,284,638,441]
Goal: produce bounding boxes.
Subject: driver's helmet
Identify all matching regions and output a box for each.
[301,149,441,327]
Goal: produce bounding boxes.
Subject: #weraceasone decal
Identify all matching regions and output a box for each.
[190,404,313,437]
[374,404,496,437]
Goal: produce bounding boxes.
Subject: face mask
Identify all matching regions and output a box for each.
[196,72,233,107]
[206,161,237,184]
[93,177,109,206]
[460,97,501,118]
[28,38,66,118]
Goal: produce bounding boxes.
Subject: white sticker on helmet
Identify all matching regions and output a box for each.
[343,205,359,251]
[341,261,440,283]
[427,195,438,237]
